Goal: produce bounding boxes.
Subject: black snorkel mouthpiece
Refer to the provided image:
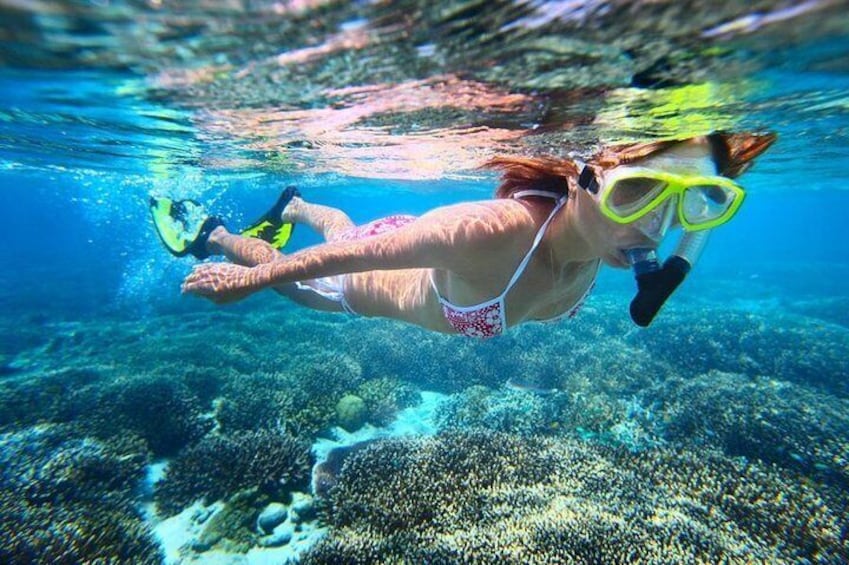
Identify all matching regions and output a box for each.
[625,231,710,327]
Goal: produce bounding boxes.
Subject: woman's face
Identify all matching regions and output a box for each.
[580,139,719,268]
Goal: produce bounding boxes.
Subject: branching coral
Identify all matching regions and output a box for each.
[435,386,563,436]
[217,353,367,435]
[59,373,212,457]
[0,368,101,432]
[154,430,313,517]
[303,431,848,563]
[0,425,161,564]
[355,376,420,427]
[634,310,849,397]
[655,370,849,487]
[215,371,294,433]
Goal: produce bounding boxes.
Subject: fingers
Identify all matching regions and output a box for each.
[181,264,216,295]
[180,263,257,305]
[181,263,234,299]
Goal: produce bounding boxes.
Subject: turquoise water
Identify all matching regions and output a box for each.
[2,2,849,563]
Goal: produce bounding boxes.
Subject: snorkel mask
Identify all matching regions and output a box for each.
[578,162,746,327]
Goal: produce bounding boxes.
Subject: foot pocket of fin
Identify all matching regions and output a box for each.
[149,196,223,259]
[240,186,300,249]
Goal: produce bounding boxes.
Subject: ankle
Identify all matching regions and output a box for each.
[205,225,229,254]
[281,196,304,223]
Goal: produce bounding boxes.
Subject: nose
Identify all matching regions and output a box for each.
[633,196,677,243]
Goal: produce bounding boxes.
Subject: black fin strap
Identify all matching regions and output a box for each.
[578,166,600,194]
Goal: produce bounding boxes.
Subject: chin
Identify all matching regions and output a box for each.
[602,252,630,269]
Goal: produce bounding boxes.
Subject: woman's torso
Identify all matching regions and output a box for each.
[342,197,599,334]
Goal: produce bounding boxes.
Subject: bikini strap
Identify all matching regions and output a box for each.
[501,195,567,297]
[511,189,563,200]
[429,191,567,305]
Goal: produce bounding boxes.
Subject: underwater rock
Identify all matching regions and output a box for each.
[312,440,377,499]
[289,492,316,523]
[194,489,266,554]
[257,502,289,534]
[258,522,294,547]
[335,394,366,432]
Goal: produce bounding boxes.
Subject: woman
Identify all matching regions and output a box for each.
[158,132,774,337]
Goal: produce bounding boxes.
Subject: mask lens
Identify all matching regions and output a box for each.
[682,185,736,224]
[606,177,667,217]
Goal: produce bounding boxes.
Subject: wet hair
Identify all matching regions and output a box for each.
[588,132,777,179]
[483,156,578,199]
[485,132,776,199]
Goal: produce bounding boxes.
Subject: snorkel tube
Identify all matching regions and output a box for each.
[625,230,710,327]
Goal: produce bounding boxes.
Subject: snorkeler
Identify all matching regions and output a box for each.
[152,132,774,336]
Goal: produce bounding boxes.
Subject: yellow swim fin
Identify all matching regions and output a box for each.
[149,196,223,259]
[240,186,299,250]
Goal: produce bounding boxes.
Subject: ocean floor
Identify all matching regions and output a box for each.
[1,288,848,562]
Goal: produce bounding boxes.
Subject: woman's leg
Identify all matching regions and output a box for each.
[283,197,355,242]
[202,196,357,312]
[206,227,280,266]
[203,195,356,264]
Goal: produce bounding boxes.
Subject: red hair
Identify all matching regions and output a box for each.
[484,132,777,199]
[588,132,777,178]
[482,156,578,199]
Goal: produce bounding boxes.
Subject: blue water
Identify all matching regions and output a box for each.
[2,2,849,563]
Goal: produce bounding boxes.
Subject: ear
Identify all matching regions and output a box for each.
[711,132,777,178]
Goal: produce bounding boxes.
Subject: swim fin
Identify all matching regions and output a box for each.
[240,186,300,249]
[149,196,223,259]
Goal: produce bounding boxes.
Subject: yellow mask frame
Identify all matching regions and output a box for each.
[590,166,746,231]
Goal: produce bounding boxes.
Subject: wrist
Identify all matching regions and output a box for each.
[251,263,274,289]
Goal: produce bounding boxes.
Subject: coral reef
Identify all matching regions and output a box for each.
[435,382,662,452]
[215,371,294,433]
[215,352,367,435]
[59,372,212,457]
[0,368,101,432]
[355,376,420,427]
[4,283,848,562]
[0,425,161,564]
[655,370,849,487]
[633,309,849,397]
[304,431,848,563]
[435,385,564,436]
[154,429,313,517]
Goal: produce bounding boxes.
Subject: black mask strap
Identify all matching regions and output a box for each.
[578,165,600,194]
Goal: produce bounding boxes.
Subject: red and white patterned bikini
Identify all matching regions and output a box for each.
[297,192,597,337]
[429,190,597,338]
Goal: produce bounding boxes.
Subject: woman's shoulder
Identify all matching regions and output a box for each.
[409,199,539,266]
[422,198,536,236]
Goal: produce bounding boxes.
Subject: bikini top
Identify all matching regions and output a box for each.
[429,190,598,339]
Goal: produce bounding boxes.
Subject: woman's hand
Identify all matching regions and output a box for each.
[181,262,267,304]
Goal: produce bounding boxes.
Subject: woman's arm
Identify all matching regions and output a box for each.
[181,201,530,304]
